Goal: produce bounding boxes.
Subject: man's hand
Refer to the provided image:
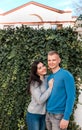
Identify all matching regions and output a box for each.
[59,119,69,129]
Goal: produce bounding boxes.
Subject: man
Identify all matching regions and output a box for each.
[46,51,76,130]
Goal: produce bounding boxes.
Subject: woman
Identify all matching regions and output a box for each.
[26,60,53,130]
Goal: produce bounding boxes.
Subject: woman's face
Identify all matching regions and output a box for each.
[37,62,47,76]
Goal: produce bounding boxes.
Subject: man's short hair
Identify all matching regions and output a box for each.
[48,51,59,56]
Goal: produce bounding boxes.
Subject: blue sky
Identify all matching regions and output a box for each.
[0,0,74,13]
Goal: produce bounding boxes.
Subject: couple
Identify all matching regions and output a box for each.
[26,51,76,130]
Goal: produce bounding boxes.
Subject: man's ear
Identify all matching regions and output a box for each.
[59,58,61,64]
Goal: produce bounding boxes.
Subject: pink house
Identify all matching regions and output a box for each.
[0,1,77,29]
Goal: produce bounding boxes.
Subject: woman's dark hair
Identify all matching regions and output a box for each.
[27,60,43,93]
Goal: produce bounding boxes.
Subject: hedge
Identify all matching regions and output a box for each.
[0,26,82,130]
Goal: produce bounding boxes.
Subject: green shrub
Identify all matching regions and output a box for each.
[0,26,82,130]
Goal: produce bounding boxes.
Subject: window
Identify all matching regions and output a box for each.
[57,24,62,29]
[3,25,14,29]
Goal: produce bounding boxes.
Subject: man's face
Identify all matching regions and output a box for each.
[48,54,61,70]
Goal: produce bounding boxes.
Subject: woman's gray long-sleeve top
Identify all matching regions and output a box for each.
[27,77,52,115]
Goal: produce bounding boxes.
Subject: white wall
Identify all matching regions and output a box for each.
[0,4,72,23]
[74,89,82,128]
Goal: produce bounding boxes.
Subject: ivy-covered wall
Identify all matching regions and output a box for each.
[0,26,82,130]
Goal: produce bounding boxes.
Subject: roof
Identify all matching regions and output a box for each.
[0,1,72,16]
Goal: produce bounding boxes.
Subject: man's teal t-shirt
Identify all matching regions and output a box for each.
[46,68,76,120]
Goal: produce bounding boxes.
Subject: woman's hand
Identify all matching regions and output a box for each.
[48,78,54,89]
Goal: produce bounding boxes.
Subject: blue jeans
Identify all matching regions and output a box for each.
[26,112,46,130]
